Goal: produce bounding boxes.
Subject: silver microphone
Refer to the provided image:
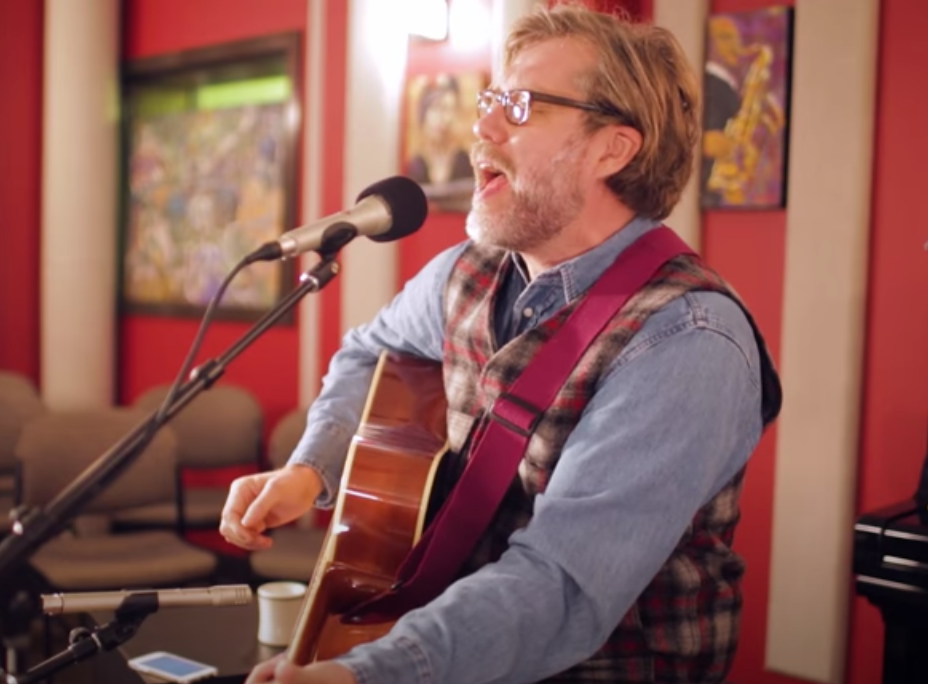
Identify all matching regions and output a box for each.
[41,584,253,615]
[254,175,428,261]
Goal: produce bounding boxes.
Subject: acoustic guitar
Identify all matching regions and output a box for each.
[286,351,448,664]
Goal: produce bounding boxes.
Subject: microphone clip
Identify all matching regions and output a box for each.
[315,221,359,260]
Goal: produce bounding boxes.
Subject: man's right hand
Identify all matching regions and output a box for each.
[219,464,323,551]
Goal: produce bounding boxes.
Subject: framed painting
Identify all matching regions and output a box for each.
[700,7,793,209]
[120,34,300,321]
[402,72,485,214]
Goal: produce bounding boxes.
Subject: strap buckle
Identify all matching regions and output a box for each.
[488,392,543,438]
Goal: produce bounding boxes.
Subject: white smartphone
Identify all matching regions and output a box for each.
[127,651,219,683]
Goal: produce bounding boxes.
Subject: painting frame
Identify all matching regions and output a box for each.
[401,71,486,214]
[700,6,794,211]
[119,33,300,323]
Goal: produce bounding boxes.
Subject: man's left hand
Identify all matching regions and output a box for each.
[245,656,357,684]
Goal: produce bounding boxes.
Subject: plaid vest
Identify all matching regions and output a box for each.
[439,241,781,683]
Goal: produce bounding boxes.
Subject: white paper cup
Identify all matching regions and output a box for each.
[256,581,306,647]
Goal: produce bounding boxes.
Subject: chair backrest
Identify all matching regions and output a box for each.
[133,384,263,469]
[15,408,179,513]
[0,371,46,470]
[268,408,307,469]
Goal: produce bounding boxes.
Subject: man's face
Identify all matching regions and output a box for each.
[711,20,742,68]
[465,38,598,253]
[423,89,458,145]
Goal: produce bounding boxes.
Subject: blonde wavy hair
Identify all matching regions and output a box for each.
[504,3,700,220]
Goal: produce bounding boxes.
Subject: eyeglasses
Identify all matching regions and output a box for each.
[476,88,628,127]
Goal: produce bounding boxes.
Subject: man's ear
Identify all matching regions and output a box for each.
[594,125,642,179]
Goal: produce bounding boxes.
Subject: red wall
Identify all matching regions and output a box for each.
[0,2,43,382]
[124,0,301,57]
[119,0,346,435]
[849,1,928,682]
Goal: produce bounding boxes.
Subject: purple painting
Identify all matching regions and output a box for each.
[701,7,793,209]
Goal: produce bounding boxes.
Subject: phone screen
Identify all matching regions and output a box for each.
[128,652,217,683]
[139,654,207,677]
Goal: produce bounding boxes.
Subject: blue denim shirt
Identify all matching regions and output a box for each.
[290,216,764,684]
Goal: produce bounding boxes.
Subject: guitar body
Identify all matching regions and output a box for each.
[287,352,448,665]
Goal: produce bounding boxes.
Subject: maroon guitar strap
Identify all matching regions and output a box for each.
[344,226,694,623]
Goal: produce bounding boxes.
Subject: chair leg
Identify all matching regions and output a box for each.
[174,465,187,538]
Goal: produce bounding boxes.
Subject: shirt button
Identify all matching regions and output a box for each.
[522,307,533,318]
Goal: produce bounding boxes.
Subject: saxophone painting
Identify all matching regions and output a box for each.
[700,8,792,209]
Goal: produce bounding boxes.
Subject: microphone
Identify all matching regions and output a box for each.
[41,584,253,615]
[250,175,428,261]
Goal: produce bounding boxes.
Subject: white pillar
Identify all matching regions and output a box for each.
[41,0,119,409]
[766,2,879,682]
[339,0,408,333]
[491,0,542,82]
[297,0,326,407]
[652,0,708,251]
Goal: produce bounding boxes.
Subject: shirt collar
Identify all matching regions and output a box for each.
[706,61,739,91]
[507,215,662,303]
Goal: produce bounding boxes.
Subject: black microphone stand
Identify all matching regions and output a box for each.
[0,239,347,682]
[7,594,161,684]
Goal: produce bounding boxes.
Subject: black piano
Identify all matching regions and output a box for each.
[854,498,928,684]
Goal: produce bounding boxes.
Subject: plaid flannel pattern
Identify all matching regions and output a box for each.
[438,242,779,683]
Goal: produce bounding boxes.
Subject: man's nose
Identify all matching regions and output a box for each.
[473,104,508,144]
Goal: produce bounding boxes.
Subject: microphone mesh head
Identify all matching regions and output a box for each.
[356,176,428,242]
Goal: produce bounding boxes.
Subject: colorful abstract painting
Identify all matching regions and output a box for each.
[701,7,793,209]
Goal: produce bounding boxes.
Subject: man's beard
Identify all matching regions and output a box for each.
[465,135,588,253]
